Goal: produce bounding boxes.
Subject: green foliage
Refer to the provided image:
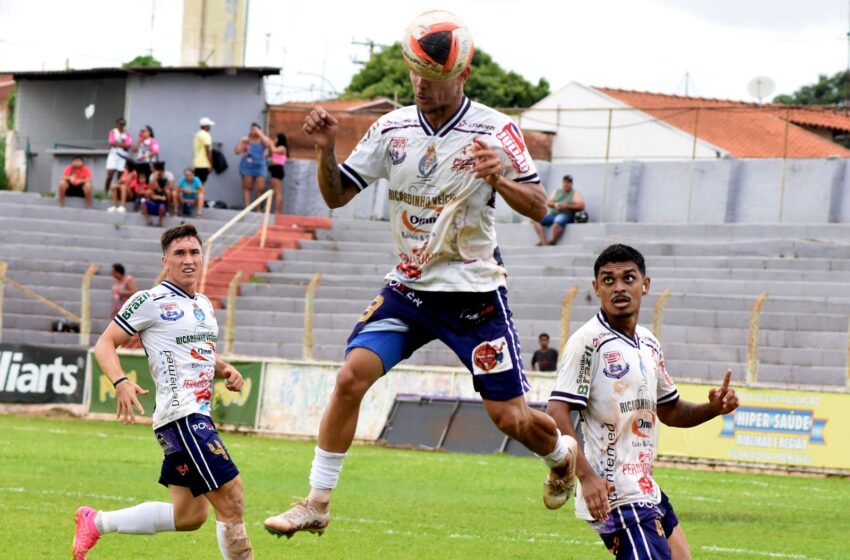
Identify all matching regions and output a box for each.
[5,88,15,130]
[0,135,6,190]
[123,54,162,68]
[773,69,850,105]
[3,414,848,559]
[342,43,549,108]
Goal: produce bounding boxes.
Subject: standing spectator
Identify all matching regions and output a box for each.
[235,123,273,209]
[58,156,93,209]
[110,263,138,317]
[533,175,585,246]
[133,125,159,181]
[268,132,288,215]
[178,168,205,218]
[141,174,168,227]
[150,162,177,216]
[105,117,132,193]
[531,333,559,372]
[108,161,138,213]
[194,117,214,184]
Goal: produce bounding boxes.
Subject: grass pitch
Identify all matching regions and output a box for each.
[1,414,845,560]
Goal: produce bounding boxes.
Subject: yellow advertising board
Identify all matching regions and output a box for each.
[659,383,847,470]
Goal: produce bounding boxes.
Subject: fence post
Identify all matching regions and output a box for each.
[225,271,243,356]
[303,272,323,360]
[79,263,97,347]
[559,285,581,353]
[778,107,791,223]
[600,108,613,222]
[846,315,850,392]
[0,261,6,343]
[746,292,769,386]
[260,187,273,249]
[652,289,672,342]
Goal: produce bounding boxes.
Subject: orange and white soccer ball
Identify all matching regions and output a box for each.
[401,10,474,81]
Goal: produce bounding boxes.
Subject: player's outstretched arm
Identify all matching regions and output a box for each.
[658,369,740,428]
[214,355,244,392]
[471,138,547,221]
[547,401,614,521]
[94,322,150,424]
[304,107,359,209]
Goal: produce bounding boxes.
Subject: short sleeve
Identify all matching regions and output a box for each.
[494,120,539,184]
[339,120,388,191]
[113,290,155,335]
[151,139,160,153]
[63,165,73,176]
[549,333,594,410]
[655,347,679,406]
[108,130,116,144]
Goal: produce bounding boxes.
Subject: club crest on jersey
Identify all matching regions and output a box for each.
[390,137,407,165]
[159,302,184,321]
[603,351,630,379]
[192,303,206,323]
[471,337,513,375]
[418,144,438,177]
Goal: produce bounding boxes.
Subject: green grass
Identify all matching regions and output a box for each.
[2,414,846,560]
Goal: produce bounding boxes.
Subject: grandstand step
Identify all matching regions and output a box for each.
[275,215,333,231]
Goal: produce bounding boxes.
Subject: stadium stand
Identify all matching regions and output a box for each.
[2,191,850,389]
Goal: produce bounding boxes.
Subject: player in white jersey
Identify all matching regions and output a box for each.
[72,224,254,560]
[264,11,577,539]
[547,244,739,560]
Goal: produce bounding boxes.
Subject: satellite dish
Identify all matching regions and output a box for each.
[84,104,96,119]
[747,77,775,104]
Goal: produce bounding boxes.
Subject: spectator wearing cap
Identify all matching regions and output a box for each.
[104,117,132,193]
[533,174,585,246]
[58,156,94,209]
[194,117,214,184]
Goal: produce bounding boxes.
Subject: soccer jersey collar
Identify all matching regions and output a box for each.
[596,311,640,349]
[417,96,472,138]
[161,280,196,299]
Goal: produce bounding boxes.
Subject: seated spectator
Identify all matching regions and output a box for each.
[131,173,149,212]
[149,161,177,216]
[178,168,205,218]
[531,332,559,372]
[108,161,138,213]
[58,156,93,209]
[533,174,585,246]
[141,174,168,227]
[111,263,138,317]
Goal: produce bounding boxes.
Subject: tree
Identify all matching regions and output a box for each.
[773,69,850,105]
[123,54,162,68]
[342,43,549,108]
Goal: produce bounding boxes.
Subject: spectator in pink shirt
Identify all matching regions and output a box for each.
[132,125,160,181]
[105,117,132,193]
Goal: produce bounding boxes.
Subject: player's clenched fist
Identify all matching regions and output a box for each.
[303,107,339,150]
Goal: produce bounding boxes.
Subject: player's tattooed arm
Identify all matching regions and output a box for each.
[658,369,739,428]
[304,107,359,208]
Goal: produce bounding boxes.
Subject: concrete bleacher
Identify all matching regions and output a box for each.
[229,217,850,389]
[2,190,849,390]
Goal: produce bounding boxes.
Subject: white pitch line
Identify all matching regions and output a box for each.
[700,545,825,560]
[0,486,142,503]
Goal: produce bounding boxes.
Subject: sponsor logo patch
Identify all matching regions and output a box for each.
[450,143,475,172]
[471,337,513,375]
[602,351,630,379]
[496,123,530,174]
[159,302,184,322]
[390,137,407,165]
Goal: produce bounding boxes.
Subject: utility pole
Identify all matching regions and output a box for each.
[351,38,388,65]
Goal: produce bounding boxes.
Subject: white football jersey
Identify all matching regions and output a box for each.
[340,97,540,292]
[550,312,679,520]
[113,280,218,429]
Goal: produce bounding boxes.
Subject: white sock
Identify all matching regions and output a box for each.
[539,430,573,468]
[308,446,347,502]
[95,502,175,535]
[216,520,253,559]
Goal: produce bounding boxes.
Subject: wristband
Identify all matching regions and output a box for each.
[112,376,129,389]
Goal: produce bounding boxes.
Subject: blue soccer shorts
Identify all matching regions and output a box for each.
[346,281,530,401]
[154,413,239,497]
[594,492,680,560]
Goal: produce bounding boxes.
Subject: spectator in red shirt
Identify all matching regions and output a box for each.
[58,156,93,209]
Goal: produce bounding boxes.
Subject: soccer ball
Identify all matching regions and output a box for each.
[401,10,474,81]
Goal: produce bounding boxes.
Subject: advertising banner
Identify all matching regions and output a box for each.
[0,343,87,404]
[90,352,262,427]
[659,383,849,470]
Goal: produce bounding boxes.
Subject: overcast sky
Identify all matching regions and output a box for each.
[1,0,847,103]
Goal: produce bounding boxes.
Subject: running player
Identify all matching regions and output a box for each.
[547,244,739,560]
[72,224,253,560]
[264,10,577,539]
